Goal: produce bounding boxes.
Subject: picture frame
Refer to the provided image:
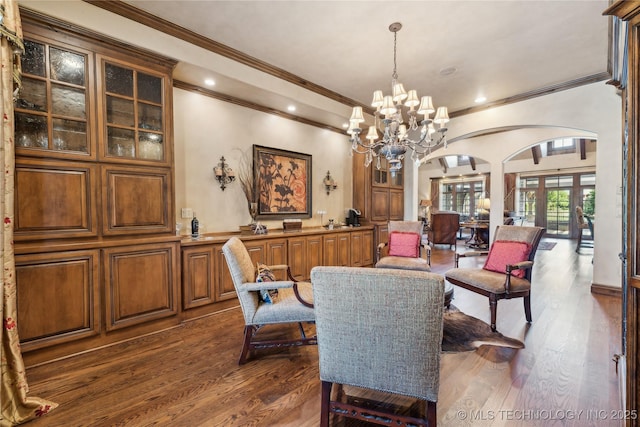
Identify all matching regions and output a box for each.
[253,145,312,220]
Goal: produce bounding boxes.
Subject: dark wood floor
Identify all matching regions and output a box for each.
[24,238,622,426]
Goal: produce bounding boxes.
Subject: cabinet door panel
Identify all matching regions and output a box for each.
[103,242,179,331]
[351,232,363,267]
[362,230,374,266]
[16,250,100,351]
[288,237,306,281]
[306,236,323,278]
[323,235,338,266]
[182,246,215,309]
[267,239,288,280]
[15,159,98,241]
[102,165,173,235]
[371,187,389,221]
[389,189,404,220]
[337,234,351,267]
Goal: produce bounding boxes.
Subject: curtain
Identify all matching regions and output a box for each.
[0,1,57,425]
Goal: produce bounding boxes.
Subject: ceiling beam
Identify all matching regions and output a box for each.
[531,145,542,165]
[438,158,448,174]
[579,139,587,160]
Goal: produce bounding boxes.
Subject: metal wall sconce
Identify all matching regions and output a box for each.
[214,156,235,191]
[323,170,338,195]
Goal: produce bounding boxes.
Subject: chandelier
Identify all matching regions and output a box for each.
[347,22,449,172]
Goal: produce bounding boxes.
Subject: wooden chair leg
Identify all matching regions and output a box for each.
[524,295,532,322]
[320,381,332,427]
[426,401,437,427]
[238,325,256,365]
[489,295,498,332]
[576,230,582,253]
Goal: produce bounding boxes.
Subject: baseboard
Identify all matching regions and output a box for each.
[590,283,622,297]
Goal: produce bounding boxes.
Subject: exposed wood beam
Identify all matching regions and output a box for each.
[579,139,587,160]
[531,145,542,165]
[438,158,448,174]
[469,157,476,171]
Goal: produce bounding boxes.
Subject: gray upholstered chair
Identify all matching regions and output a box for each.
[445,225,545,332]
[310,266,444,427]
[375,220,431,271]
[222,237,316,364]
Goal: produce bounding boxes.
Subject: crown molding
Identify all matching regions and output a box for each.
[83,0,370,113]
[83,1,609,120]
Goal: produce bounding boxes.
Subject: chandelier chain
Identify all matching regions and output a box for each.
[392,30,398,81]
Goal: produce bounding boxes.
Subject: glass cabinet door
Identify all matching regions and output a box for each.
[15,39,92,157]
[101,59,166,163]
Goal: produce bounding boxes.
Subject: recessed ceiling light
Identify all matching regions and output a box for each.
[475,96,487,103]
[287,105,296,112]
[204,79,215,86]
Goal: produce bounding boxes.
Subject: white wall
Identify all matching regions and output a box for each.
[174,89,352,233]
[419,82,622,288]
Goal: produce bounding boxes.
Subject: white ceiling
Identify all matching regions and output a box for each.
[122,0,611,131]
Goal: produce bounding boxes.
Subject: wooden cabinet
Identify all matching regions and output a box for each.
[103,242,179,331]
[15,35,96,161]
[101,165,173,235]
[323,233,351,266]
[288,235,322,280]
[14,158,98,241]
[351,230,374,267]
[352,151,404,247]
[182,245,215,309]
[16,250,100,352]
[15,13,178,363]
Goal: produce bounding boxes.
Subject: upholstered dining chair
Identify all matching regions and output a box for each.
[445,225,545,332]
[375,220,431,271]
[222,237,316,364]
[575,206,594,253]
[310,266,444,427]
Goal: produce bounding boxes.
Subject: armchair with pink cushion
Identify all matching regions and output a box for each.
[375,220,431,271]
[444,225,545,332]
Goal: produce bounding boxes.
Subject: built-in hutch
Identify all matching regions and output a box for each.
[352,151,404,247]
[14,10,375,366]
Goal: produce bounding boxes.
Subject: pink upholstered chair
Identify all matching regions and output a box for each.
[375,220,431,271]
[445,225,545,332]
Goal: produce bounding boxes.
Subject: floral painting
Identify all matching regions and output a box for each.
[253,145,311,219]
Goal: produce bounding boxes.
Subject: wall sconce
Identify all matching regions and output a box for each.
[323,170,338,195]
[214,156,235,191]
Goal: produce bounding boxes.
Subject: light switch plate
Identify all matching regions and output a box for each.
[181,208,193,219]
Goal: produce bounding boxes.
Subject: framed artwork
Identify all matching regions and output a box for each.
[253,145,312,219]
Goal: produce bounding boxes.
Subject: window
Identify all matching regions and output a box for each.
[547,138,576,156]
[440,179,485,220]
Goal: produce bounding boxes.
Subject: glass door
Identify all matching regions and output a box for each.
[545,175,573,237]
